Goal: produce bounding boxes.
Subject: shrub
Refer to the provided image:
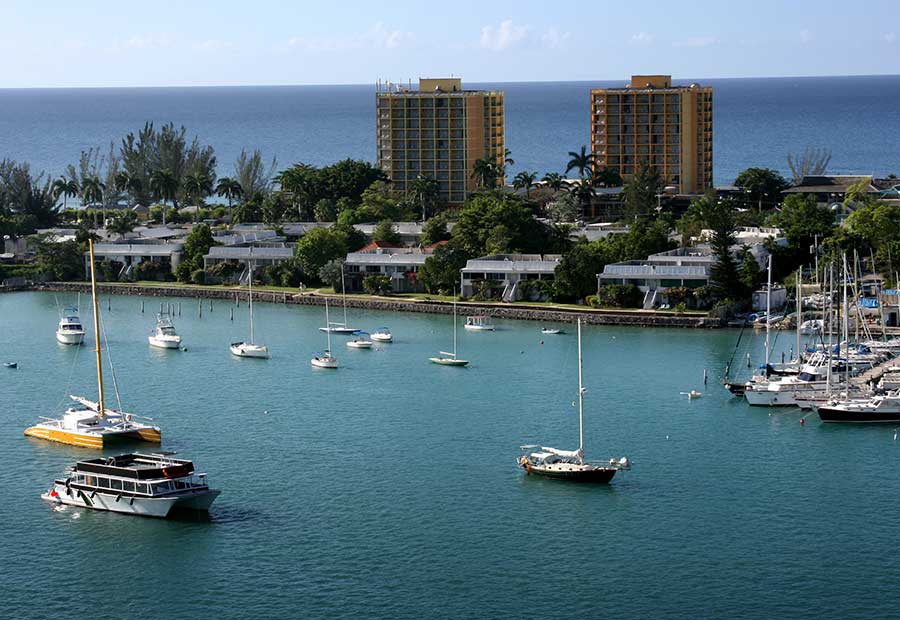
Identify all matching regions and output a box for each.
[595,284,641,308]
[191,269,207,285]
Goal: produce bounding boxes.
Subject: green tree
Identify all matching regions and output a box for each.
[177,223,217,282]
[471,158,500,189]
[234,149,276,200]
[294,227,349,282]
[452,193,550,257]
[183,171,213,221]
[363,274,391,295]
[688,194,742,299]
[622,161,662,221]
[317,258,345,292]
[548,190,580,223]
[410,174,439,221]
[106,210,137,239]
[846,201,900,251]
[149,168,179,225]
[553,238,610,302]
[565,146,593,179]
[541,172,565,192]
[314,199,338,222]
[512,171,538,197]
[734,167,789,209]
[420,214,451,247]
[372,219,400,245]
[215,177,243,224]
[593,166,623,187]
[770,193,835,255]
[738,247,763,292]
[33,235,84,281]
[417,242,469,294]
[51,177,79,210]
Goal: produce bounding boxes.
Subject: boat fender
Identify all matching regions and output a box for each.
[129,497,134,505]
[90,491,96,499]
[115,494,122,503]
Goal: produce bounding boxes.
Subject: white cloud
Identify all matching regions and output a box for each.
[673,36,718,48]
[799,29,814,44]
[285,22,410,53]
[480,19,530,51]
[629,32,654,46]
[193,39,228,52]
[541,27,571,49]
[885,32,897,44]
[124,34,171,49]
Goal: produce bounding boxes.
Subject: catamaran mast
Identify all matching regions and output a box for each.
[577,319,585,462]
[88,240,106,418]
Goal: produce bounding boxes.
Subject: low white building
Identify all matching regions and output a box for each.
[86,243,183,279]
[344,248,429,293]
[460,254,561,301]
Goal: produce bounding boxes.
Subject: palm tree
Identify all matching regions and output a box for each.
[566,146,594,180]
[183,171,213,222]
[410,174,439,221]
[149,168,179,226]
[51,177,79,211]
[541,172,565,192]
[215,177,243,225]
[471,158,499,189]
[80,176,105,227]
[512,171,537,197]
[593,166,623,188]
[106,211,137,239]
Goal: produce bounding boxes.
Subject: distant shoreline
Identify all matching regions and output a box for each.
[15,282,722,329]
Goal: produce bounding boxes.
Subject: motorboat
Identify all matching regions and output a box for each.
[346,331,373,349]
[230,258,269,359]
[371,327,393,342]
[519,320,629,483]
[56,307,85,345]
[25,240,162,449]
[464,315,495,331]
[42,452,220,518]
[817,393,900,423]
[541,327,564,335]
[430,297,469,367]
[4,362,17,369]
[311,298,339,369]
[148,313,182,349]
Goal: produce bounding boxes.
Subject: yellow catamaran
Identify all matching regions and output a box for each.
[24,240,161,449]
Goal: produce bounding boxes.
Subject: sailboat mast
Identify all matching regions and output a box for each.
[796,267,802,362]
[452,294,458,357]
[325,297,333,352]
[765,254,772,367]
[577,319,585,459]
[341,268,348,326]
[843,255,850,388]
[248,255,254,344]
[88,240,106,418]
[826,263,833,397]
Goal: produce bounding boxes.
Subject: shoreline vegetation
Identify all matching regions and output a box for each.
[14,281,721,328]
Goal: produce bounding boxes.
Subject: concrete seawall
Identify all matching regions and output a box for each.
[24,282,723,328]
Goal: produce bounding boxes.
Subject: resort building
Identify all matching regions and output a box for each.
[590,75,713,194]
[460,254,561,301]
[344,248,429,294]
[202,246,295,273]
[376,77,505,205]
[86,243,183,279]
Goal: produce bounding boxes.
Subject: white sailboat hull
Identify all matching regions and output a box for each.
[311,356,338,368]
[230,342,269,358]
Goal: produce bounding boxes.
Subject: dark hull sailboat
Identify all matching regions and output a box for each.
[520,459,618,483]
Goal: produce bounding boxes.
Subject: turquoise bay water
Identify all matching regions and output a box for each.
[1,291,898,619]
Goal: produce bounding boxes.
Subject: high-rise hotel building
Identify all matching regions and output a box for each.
[590,75,712,194]
[376,78,505,205]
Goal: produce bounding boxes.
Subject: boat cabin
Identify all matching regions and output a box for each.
[63,453,208,498]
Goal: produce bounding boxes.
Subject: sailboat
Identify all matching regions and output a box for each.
[319,269,358,334]
[24,240,162,449]
[430,297,469,366]
[311,298,339,369]
[230,255,269,358]
[519,319,629,483]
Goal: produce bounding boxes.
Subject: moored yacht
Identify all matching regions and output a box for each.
[230,262,269,359]
[464,315,495,331]
[518,320,629,483]
[346,331,373,349]
[56,307,85,345]
[311,298,339,369]
[148,313,182,349]
[371,327,393,342]
[42,452,220,518]
[817,393,900,423]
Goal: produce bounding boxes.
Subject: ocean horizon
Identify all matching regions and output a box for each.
[2,74,899,187]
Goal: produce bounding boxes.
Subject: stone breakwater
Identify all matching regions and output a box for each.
[27,282,723,328]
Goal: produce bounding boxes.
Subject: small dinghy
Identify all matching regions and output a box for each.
[541,327,564,335]
[4,362,18,369]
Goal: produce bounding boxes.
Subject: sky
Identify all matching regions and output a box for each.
[2,0,899,88]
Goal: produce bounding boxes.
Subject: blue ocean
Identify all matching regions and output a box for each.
[1,75,899,185]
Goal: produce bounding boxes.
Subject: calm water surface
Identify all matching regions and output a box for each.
[1,291,897,619]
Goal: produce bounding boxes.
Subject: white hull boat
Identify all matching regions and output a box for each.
[312,298,339,369]
[56,307,85,345]
[371,328,392,342]
[148,313,182,349]
[431,297,468,367]
[230,342,270,358]
[464,315,495,331]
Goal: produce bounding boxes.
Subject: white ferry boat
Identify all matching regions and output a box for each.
[42,452,220,518]
[464,315,495,331]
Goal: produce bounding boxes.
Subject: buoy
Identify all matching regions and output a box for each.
[800,418,805,426]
